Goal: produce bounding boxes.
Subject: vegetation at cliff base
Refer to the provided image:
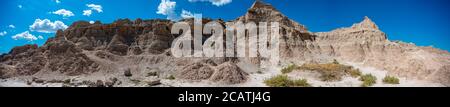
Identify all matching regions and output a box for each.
[359,74,377,87]
[281,64,297,74]
[383,76,400,84]
[297,60,362,81]
[264,75,311,87]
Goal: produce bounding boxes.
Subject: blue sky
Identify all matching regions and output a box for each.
[1,0,449,54]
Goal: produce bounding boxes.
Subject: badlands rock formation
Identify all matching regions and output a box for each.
[0,0,449,87]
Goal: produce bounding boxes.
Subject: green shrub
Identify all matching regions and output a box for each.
[298,62,362,81]
[264,75,292,87]
[332,59,339,64]
[348,69,362,78]
[281,64,297,74]
[382,76,400,84]
[292,79,311,87]
[167,75,176,80]
[359,74,377,87]
[47,42,54,47]
[264,75,311,87]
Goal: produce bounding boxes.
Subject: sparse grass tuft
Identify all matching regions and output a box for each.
[281,64,297,74]
[382,76,400,84]
[359,74,377,87]
[348,69,362,78]
[264,75,311,87]
[292,79,311,87]
[298,62,360,81]
[264,75,291,87]
[332,59,340,64]
[167,75,176,80]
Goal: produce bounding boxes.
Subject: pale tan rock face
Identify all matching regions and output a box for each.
[297,17,450,86]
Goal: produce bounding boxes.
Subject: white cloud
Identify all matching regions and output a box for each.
[52,9,75,17]
[89,21,95,24]
[29,19,68,33]
[188,0,232,6]
[157,0,177,20]
[12,31,37,41]
[87,4,103,13]
[18,5,23,8]
[38,35,44,39]
[83,4,102,16]
[55,0,61,4]
[0,31,7,36]
[8,25,15,28]
[181,10,200,19]
[83,10,93,16]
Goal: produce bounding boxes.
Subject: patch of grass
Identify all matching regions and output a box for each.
[264,75,291,87]
[297,61,362,81]
[359,74,377,87]
[281,64,297,74]
[167,75,176,80]
[292,79,311,87]
[382,76,400,84]
[264,75,311,87]
[332,59,339,64]
[348,69,362,78]
[46,42,55,47]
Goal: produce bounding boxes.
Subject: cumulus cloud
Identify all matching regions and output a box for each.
[181,10,201,19]
[157,0,177,20]
[89,21,95,24]
[83,10,93,16]
[12,31,37,41]
[181,10,194,18]
[29,19,68,33]
[8,25,15,28]
[55,0,61,4]
[87,4,103,13]
[38,35,44,39]
[0,31,7,36]
[52,9,75,17]
[83,4,102,16]
[188,0,232,6]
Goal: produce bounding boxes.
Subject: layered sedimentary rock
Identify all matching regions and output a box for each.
[1,0,449,86]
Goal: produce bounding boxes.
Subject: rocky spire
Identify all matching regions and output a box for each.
[351,16,379,30]
[250,0,276,10]
[241,0,308,31]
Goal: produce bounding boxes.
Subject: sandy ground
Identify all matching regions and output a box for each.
[0,61,445,87]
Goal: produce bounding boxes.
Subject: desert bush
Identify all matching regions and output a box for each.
[332,59,339,64]
[359,74,377,87]
[264,75,311,87]
[382,76,400,84]
[264,75,292,87]
[348,69,362,77]
[292,79,311,87]
[298,62,361,81]
[46,42,55,47]
[281,64,297,74]
[167,75,176,80]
